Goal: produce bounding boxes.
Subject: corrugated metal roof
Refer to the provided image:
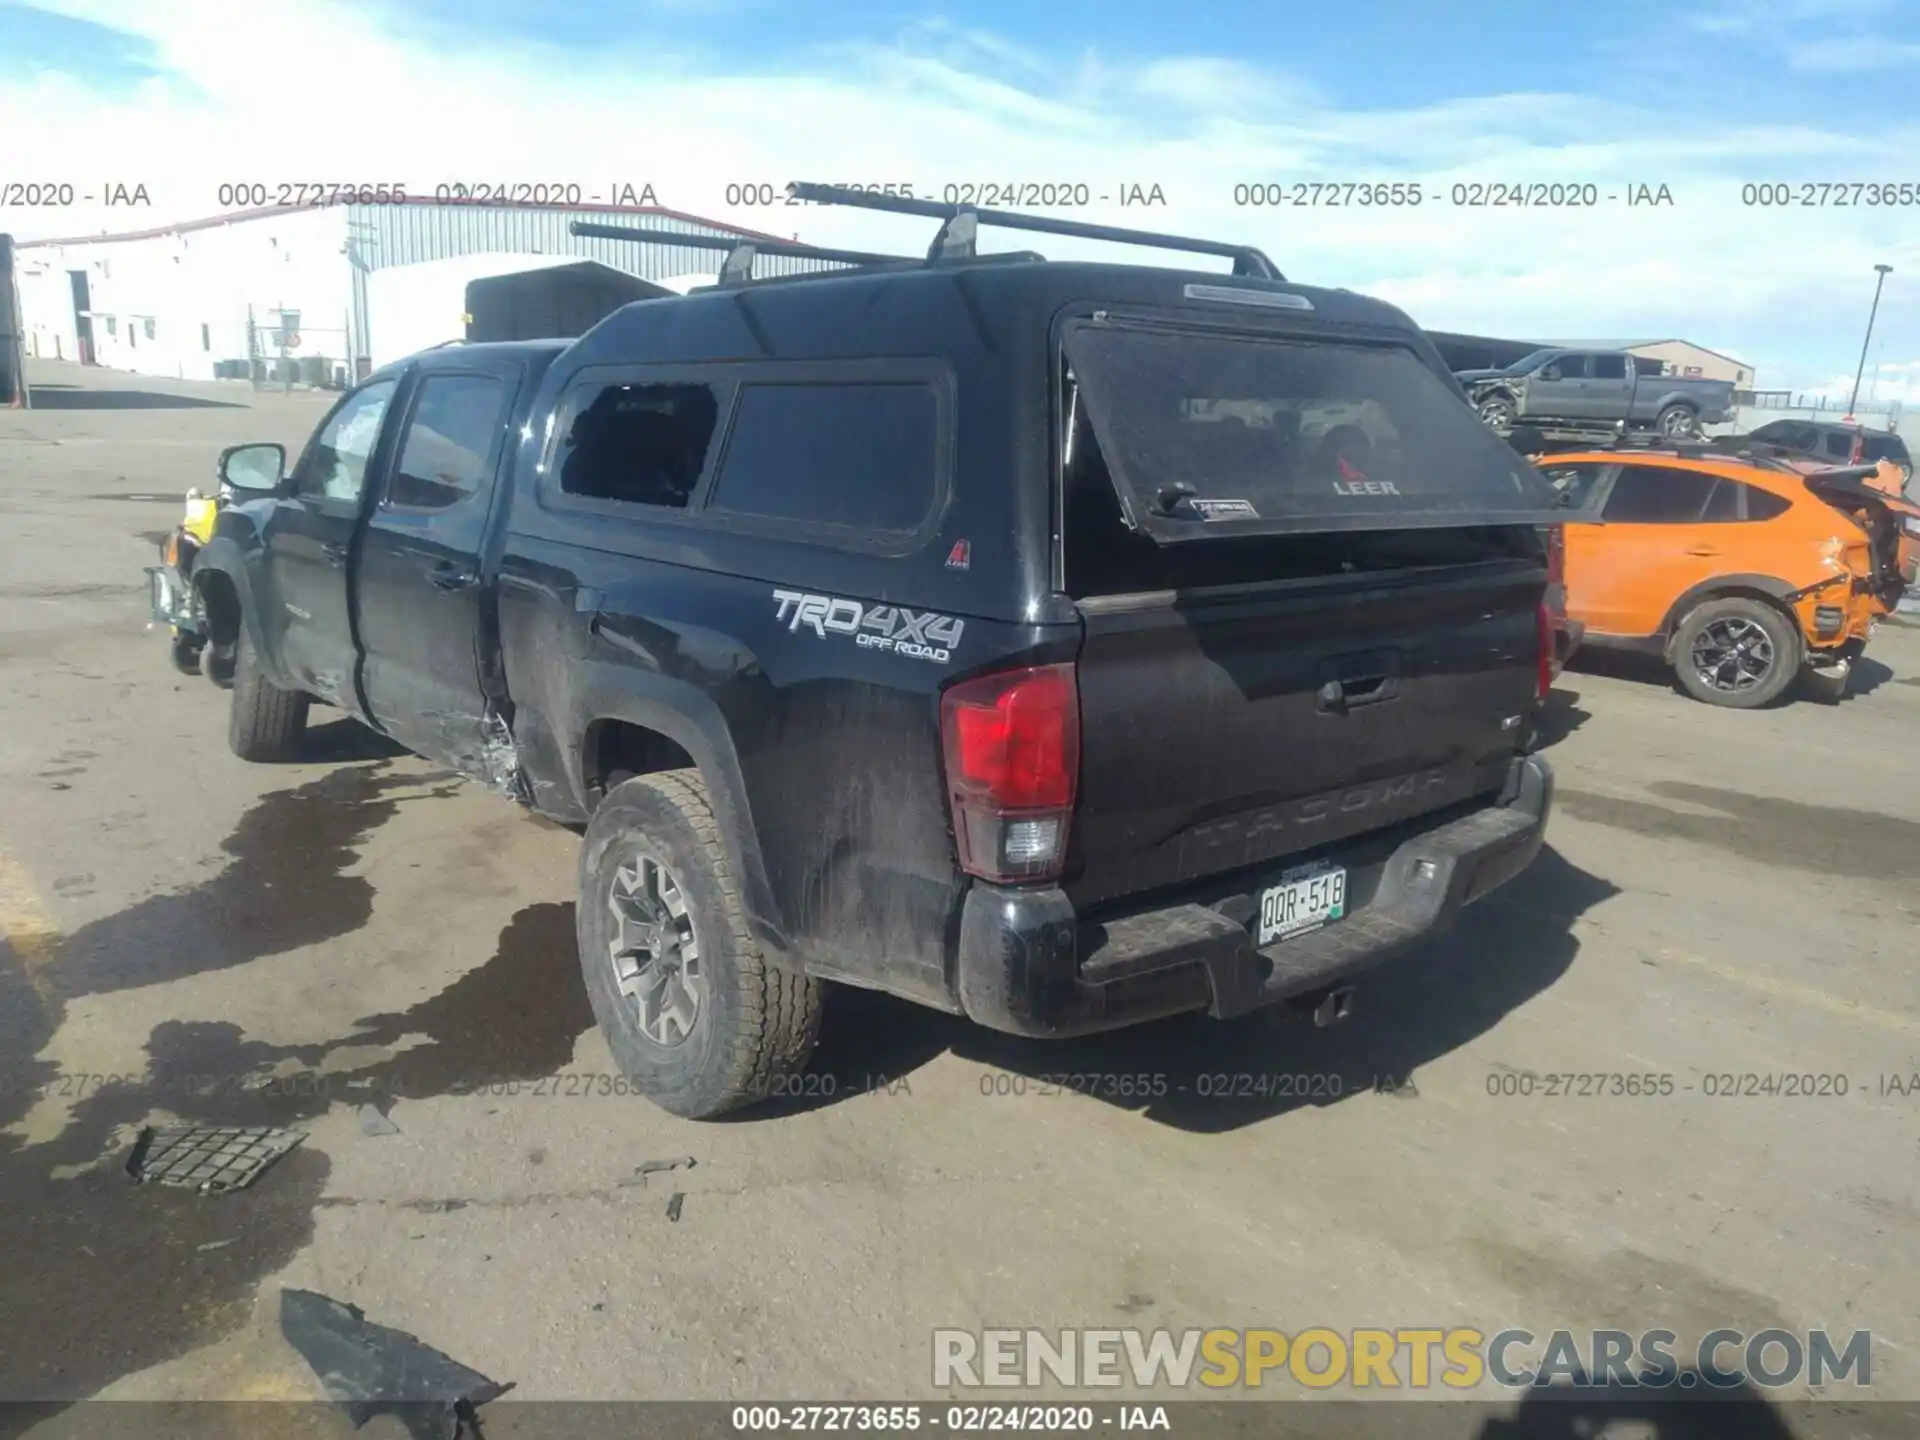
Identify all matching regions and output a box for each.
[351,204,839,281]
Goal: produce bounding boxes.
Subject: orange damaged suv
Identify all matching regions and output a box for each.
[1539,444,1920,707]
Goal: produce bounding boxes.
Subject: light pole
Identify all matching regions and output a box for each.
[1847,263,1893,417]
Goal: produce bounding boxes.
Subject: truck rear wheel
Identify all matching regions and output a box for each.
[227,627,310,760]
[577,770,823,1120]
[1671,597,1800,708]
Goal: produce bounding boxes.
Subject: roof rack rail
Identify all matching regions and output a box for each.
[567,221,912,287]
[785,183,1286,280]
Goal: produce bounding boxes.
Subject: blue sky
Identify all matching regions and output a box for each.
[4,0,1919,397]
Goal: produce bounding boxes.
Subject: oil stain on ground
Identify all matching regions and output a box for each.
[1556,781,1919,882]
[50,763,459,1001]
[0,759,505,1408]
[0,897,587,1407]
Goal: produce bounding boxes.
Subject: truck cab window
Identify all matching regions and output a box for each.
[559,382,718,508]
[1590,354,1628,380]
[389,373,508,509]
[296,379,398,504]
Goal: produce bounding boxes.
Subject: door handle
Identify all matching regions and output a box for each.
[429,562,478,591]
[1684,547,1721,557]
[1317,674,1398,711]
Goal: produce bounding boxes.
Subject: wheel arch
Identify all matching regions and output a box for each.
[1660,574,1802,665]
[189,542,290,685]
[570,661,792,965]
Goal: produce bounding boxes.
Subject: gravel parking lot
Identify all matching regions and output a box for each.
[3,361,1918,1436]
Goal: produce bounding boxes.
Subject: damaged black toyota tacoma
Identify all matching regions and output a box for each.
[178,186,1562,1118]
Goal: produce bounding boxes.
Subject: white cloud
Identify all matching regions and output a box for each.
[4,0,1917,391]
[1789,36,1920,70]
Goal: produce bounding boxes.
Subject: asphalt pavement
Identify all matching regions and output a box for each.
[2,360,1918,1437]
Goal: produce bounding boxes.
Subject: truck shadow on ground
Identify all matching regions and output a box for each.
[1473,1376,1918,1440]
[1532,687,1591,749]
[290,714,412,764]
[793,844,1616,1133]
[22,385,247,411]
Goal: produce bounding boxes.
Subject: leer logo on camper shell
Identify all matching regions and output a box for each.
[773,590,966,665]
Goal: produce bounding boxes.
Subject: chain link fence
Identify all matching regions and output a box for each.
[239,306,352,392]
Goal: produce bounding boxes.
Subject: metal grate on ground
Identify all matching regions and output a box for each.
[125,1124,305,1194]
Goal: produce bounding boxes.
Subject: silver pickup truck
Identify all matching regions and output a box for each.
[1456,348,1735,438]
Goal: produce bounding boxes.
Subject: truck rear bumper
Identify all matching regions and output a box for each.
[954,753,1553,1039]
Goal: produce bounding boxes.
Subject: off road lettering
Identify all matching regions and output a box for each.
[773,590,963,662]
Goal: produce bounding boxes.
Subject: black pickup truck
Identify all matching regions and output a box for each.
[179,187,1562,1118]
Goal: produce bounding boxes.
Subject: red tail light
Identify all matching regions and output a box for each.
[1545,524,1566,587]
[1536,600,1554,701]
[940,663,1080,883]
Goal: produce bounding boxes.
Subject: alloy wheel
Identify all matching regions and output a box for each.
[1690,617,1775,694]
[606,853,704,1046]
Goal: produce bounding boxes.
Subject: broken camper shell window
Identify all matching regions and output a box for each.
[558,381,720,509]
[1060,322,1564,539]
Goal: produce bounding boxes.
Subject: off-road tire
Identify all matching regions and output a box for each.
[227,627,310,760]
[1799,664,1851,705]
[1671,597,1801,709]
[1656,402,1700,438]
[578,770,823,1120]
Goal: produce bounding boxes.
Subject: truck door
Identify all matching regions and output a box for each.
[1588,353,1633,420]
[355,357,522,772]
[267,376,402,708]
[1536,352,1590,417]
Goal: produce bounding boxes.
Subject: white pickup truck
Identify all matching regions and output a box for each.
[1456,348,1735,439]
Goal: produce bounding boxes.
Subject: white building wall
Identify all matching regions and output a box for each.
[16,208,352,381]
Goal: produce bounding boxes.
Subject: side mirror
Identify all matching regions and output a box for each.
[1540,366,1562,382]
[218,442,286,493]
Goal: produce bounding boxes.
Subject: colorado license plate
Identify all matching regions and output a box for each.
[1258,863,1347,944]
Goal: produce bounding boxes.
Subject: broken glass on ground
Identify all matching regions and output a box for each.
[124,1124,304,1194]
[624,1155,696,1187]
[280,1288,513,1440]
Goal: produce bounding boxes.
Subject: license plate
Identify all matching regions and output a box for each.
[1258,863,1347,944]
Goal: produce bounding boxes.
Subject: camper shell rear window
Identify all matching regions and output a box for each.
[1061,321,1564,541]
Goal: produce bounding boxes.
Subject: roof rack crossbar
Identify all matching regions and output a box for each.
[567,221,914,284]
[785,183,1285,280]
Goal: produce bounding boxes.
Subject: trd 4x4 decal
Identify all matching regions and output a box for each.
[772,590,965,665]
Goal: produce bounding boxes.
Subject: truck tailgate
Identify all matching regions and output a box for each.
[1067,561,1540,909]
[1053,304,1565,912]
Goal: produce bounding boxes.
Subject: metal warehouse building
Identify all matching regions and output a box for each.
[13,199,841,386]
